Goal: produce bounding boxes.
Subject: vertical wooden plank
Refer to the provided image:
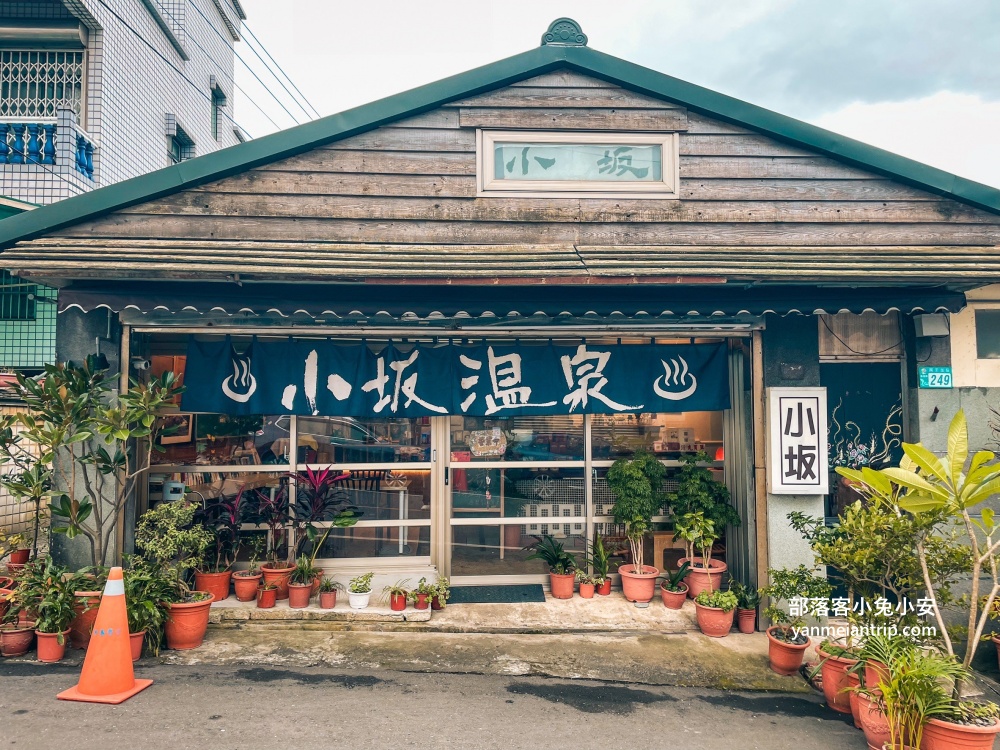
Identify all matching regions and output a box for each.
[752,329,769,592]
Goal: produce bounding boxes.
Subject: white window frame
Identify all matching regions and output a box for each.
[951,296,1000,387]
[477,130,680,199]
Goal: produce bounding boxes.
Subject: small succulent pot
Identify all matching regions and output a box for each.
[578,582,596,599]
[256,586,277,609]
[232,572,262,602]
[660,582,688,610]
[596,579,612,596]
[736,608,756,634]
[319,590,337,609]
[287,582,312,609]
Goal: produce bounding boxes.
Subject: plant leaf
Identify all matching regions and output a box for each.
[948,411,969,486]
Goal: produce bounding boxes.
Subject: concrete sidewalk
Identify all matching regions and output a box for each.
[178,595,813,693]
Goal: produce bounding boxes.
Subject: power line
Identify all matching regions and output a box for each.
[241,23,322,120]
[184,0,306,126]
[92,0,256,139]
[148,0,288,132]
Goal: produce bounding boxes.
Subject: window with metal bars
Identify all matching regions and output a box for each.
[0,50,85,121]
[0,271,36,321]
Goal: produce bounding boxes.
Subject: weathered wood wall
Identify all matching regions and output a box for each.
[12,69,1000,283]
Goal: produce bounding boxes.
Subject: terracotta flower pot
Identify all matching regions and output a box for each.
[855,690,890,750]
[694,602,735,638]
[845,670,862,729]
[619,564,660,603]
[194,570,232,603]
[736,608,756,634]
[817,645,857,715]
[597,579,612,596]
[311,569,324,596]
[921,717,1000,750]
[0,621,35,656]
[261,563,294,600]
[579,582,596,599]
[6,562,25,577]
[69,591,102,650]
[164,594,214,650]
[766,626,810,675]
[257,587,277,608]
[679,557,728,599]
[319,590,337,609]
[232,572,262,602]
[389,592,406,611]
[549,572,575,600]
[431,595,445,611]
[35,629,70,663]
[129,630,145,662]
[864,659,890,689]
[287,582,312,609]
[660,582,688,609]
[414,592,430,610]
[9,549,29,565]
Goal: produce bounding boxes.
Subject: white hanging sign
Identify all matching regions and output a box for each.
[768,387,829,495]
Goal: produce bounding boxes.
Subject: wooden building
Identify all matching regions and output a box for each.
[2,19,999,589]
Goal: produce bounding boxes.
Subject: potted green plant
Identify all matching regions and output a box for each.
[729,579,760,634]
[576,571,596,599]
[693,588,737,638]
[232,536,265,602]
[430,577,450,610]
[667,450,740,532]
[133,501,214,650]
[409,577,434,610]
[383,580,410,612]
[524,535,577,599]
[287,555,317,609]
[660,560,691,609]
[0,616,34,656]
[348,572,374,609]
[15,557,76,662]
[0,361,182,569]
[318,578,342,609]
[67,565,107,650]
[256,581,278,609]
[606,451,664,602]
[674,511,725,599]
[759,565,831,675]
[1,531,30,566]
[587,533,613,596]
[122,558,171,660]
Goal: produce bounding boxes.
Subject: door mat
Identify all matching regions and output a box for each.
[448,584,546,604]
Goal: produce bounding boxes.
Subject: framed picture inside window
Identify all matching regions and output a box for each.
[158,413,194,445]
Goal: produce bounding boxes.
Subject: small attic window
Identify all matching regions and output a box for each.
[478,130,678,198]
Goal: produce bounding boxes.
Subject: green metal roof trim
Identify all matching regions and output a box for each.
[1,20,998,251]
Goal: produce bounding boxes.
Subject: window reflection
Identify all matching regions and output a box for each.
[450,415,583,462]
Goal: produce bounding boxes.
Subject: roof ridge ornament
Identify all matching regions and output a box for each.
[541,18,587,47]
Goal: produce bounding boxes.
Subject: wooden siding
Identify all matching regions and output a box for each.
[16,68,999,285]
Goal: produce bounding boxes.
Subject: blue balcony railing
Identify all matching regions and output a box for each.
[0,118,95,180]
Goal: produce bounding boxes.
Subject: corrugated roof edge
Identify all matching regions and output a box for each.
[0,40,998,253]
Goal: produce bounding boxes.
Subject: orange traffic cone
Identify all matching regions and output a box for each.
[57,566,153,704]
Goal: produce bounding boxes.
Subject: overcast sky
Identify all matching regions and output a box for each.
[233,0,1000,188]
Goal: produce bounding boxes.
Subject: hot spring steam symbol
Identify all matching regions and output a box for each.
[222,348,257,403]
[654,356,697,400]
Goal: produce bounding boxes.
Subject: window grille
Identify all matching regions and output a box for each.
[0,50,85,120]
[0,270,36,321]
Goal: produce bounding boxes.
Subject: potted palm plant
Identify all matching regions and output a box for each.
[383,580,410,612]
[232,536,265,602]
[693,588,737,638]
[587,533,613,596]
[287,555,316,609]
[525,535,577,599]
[606,451,663,603]
[348,572,374,609]
[660,560,690,609]
[759,565,831,675]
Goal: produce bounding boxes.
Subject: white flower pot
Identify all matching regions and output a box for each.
[348,591,371,609]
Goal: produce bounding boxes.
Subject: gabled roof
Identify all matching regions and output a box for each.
[1,18,998,251]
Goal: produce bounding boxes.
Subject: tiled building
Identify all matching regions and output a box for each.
[0,0,246,368]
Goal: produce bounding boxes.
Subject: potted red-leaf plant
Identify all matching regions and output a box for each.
[291,467,357,594]
[525,535,576,599]
[249,485,294,600]
[194,488,252,603]
[607,452,663,603]
[760,565,831,675]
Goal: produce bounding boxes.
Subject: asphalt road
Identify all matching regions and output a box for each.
[2,660,866,750]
